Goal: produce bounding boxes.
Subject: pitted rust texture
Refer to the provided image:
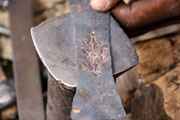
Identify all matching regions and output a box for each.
[80,32,109,74]
[78,90,89,101]
[69,0,126,119]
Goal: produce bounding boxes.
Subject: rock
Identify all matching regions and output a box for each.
[0,10,9,27]
[0,36,12,60]
[33,0,66,13]
[169,33,180,64]
[131,65,180,120]
[135,38,174,84]
[153,66,180,120]
[131,84,171,120]
[33,0,54,13]
[1,105,18,120]
[130,33,180,120]
[34,0,70,25]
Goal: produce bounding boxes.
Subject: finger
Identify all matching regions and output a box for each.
[112,0,180,29]
[90,0,121,12]
[123,0,135,4]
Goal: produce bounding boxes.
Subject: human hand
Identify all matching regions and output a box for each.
[90,0,180,31]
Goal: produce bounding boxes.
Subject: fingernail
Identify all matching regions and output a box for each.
[91,0,109,9]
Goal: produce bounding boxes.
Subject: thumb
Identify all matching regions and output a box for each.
[90,0,121,12]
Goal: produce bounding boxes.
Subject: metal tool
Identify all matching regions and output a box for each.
[31,0,138,119]
[31,15,138,87]
[9,0,45,119]
[69,0,126,119]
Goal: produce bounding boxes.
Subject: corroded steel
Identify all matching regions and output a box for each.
[31,0,139,119]
[69,0,126,119]
[31,14,138,87]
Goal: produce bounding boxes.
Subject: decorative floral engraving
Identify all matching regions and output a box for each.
[81,32,109,74]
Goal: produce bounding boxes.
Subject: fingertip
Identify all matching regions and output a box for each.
[90,0,120,12]
[90,0,109,12]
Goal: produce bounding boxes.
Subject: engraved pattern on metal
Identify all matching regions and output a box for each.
[80,32,109,74]
[68,0,126,119]
[31,14,138,87]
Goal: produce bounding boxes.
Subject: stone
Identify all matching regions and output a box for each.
[131,84,171,120]
[169,33,180,64]
[0,10,9,27]
[153,65,180,120]
[1,105,18,120]
[135,38,174,84]
[0,36,12,60]
[34,0,70,25]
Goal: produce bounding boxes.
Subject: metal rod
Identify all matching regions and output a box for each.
[9,0,45,119]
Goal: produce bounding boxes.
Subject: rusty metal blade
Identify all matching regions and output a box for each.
[9,0,45,119]
[69,0,125,119]
[32,14,77,87]
[31,14,138,87]
[110,17,138,74]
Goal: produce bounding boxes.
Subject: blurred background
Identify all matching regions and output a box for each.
[0,0,180,120]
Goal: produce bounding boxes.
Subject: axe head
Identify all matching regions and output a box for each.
[31,14,138,87]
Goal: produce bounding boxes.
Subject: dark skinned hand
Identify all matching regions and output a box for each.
[90,0,180,36]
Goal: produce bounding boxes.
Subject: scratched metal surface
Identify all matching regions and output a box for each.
[31,14,78,87]
[110,18,138,74]
[69,0,126,119]
[31,14,138,87]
